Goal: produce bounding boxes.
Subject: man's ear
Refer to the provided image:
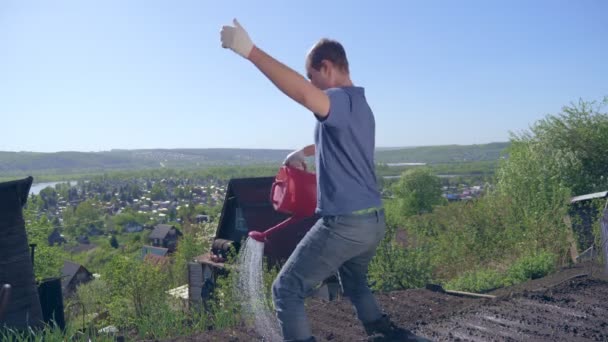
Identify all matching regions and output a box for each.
[321,60,332,76]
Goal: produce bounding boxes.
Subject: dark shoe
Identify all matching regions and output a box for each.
[363,314,432,342]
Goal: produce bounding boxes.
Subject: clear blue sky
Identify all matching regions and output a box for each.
[1,0,606,153]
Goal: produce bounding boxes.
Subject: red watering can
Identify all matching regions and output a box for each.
[248,165,317,242]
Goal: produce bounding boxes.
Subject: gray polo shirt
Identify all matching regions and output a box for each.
[313,86,382,216]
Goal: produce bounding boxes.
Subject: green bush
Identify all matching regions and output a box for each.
[504,251,556,286]
[194,247,244,331]
[131,300,209,340]
[68,279,113,329]
[444,251,557,293]
[400,195,519,281]
[369,225,433,291]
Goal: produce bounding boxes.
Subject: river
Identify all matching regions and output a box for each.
[29,181,77,195]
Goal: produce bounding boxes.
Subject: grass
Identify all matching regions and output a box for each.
[0,321,115,342]
[444,251,557,293]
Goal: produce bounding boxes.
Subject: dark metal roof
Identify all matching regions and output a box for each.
[61,261,90,290]
[149,224,174,240]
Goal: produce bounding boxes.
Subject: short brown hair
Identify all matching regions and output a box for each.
[306,38,350,74]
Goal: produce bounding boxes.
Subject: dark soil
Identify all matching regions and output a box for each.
[418,276,608,341]
[165,262,608,342]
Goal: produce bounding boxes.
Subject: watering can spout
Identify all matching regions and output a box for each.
[248,216,306,243]
[248,230,267,242]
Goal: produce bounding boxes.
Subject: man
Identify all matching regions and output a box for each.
[220,19,430,342]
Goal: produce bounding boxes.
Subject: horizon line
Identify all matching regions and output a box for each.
[0,141,511,154]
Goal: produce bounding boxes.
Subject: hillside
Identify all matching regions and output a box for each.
[0,149,292,176]
[0,142,509,176]
[376,142,509,164]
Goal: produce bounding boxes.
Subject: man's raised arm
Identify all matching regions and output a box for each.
[220,19,330,118]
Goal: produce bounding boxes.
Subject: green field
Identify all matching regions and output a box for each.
[0,142,509,182]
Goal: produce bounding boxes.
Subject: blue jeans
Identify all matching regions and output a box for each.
[272,208,386,341]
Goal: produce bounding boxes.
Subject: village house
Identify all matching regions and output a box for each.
[47,228,67,246]
[61,261,94,297]
[148,224,182,252]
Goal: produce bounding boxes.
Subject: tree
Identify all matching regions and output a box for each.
[168,208,177,222]
[393,168,445,216]
[105,214,117,233]
[169,232,208,286]
[110,235,119,249]
[103,256,169,321]
[23,213,66,281]
[150,183,167,201]
[63,199,103,236]
[55,183,71,202]
[39,187,58,210]
[504,96,608,196]
[113,209,148,232]
[178,203,197,223]
[493,96,608,255]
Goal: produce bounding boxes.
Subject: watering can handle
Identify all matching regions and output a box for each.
[265,216,304,236]
[270,180,283,206]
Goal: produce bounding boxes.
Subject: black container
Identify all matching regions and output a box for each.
[37,277,65,330]
[0,176,44,329]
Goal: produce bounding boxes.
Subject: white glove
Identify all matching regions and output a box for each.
[283,149,307,170]
[220,19,254,59]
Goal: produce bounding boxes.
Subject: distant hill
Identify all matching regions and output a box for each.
[375,142,510,164]
[0,142,510,177]
[0,149,294,177]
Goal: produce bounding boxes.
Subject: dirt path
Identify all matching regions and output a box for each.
[165,263,608,342]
